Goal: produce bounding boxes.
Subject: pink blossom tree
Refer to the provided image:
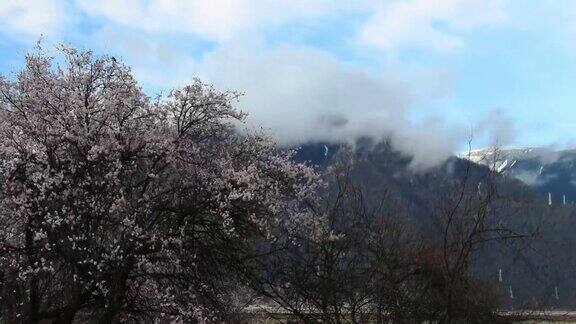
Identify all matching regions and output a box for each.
[0,46,319,323]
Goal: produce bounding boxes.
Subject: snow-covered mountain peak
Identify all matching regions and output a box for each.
[460,146,576,203]
[459,147,557,172]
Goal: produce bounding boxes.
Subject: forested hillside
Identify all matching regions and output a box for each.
[295,140,576,310]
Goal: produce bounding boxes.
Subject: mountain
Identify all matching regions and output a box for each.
[460,147,576,205]
[292,141,576,309]
[293,141,539,211]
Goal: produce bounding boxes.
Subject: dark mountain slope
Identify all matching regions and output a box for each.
[293,140,576,309]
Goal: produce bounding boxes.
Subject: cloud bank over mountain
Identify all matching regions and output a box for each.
[201,43,468,169]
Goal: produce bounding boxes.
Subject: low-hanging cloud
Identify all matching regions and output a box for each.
[200,43,467,169]
[89,31,505,170]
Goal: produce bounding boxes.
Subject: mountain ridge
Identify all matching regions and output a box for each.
[292,141,576,308]
[459,146,576,204]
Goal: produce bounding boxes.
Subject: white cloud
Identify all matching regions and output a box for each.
[75,0,352,41]
[74,0,506,52]
[200,42,464,168]
[359,0,507,52]
[0,0,67,38]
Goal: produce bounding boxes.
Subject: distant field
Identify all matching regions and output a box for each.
[505,310,576,323]
[236,308,576,323]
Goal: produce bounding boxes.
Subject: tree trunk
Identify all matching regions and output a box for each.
[25,219,40,324]
[55,289,88,324]
[96,271,128,324]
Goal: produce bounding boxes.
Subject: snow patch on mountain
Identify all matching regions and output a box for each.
[459,147,558,173]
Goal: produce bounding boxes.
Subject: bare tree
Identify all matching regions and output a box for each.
[427,146,538,323]
[254,145,535,324]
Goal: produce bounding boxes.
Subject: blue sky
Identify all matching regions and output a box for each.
[1,1,576,166]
